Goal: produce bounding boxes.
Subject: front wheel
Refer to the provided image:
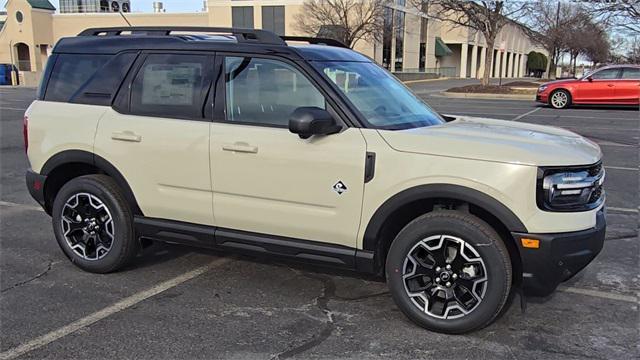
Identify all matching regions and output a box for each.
[549,89,571,109]
[386,211,512,334]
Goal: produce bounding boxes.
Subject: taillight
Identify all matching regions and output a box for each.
[23,115,28,152]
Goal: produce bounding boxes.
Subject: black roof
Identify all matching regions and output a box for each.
[53,27,371,62]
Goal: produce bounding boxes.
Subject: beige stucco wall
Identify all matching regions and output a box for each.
[51,12,208,40]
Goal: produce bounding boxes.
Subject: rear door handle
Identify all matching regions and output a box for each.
[607,84,615,87]
[222,142,258,154]
[111,131,142,142]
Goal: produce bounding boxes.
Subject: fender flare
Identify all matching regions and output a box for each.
[40,150,143,215]
[362,184,527,252]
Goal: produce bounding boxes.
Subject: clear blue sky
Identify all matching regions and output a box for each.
[53,0,205,13]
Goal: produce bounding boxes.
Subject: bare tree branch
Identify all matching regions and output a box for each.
[294,0,386,48]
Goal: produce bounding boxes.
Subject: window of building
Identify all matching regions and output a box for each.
[130,54,212,119]
[382,7,393,70]
[419,16,428,71]
[394,11,405,71]
[262,6,285,35]
[591,68,620,80]
[224,57,325,127]
[620,67,640,80]
[15,11,23,23]
[232,7,254,28]
[45,54,110,102]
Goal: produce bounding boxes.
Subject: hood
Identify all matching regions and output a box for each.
[378,116,601,166]
[541,78,579,87]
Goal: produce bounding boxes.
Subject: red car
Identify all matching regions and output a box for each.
[536,65,640,109]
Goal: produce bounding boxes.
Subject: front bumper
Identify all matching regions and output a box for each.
[512,209,606,296]
[26,168,47,211]
[536,92,548,103]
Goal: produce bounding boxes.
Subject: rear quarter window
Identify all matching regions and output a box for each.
[45,54,110,102]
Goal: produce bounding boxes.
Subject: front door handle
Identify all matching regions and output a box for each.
[222,142,258,154]
[111,131,142,142]
[607,84,615,87]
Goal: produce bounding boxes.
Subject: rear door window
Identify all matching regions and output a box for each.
[620,67,640,80]
[45,54,110,102]
[130,54,213,120]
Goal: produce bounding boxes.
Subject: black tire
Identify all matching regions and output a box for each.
[52,174,139,273]
[549,89,571,109]
[385,210,512,334]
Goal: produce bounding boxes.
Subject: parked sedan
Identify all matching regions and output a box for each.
[537,65,640,109]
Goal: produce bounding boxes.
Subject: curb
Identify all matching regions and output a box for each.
[402,77,449,84]
[439,91,535,100]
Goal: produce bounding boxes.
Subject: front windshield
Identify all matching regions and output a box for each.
[313,61,444,130]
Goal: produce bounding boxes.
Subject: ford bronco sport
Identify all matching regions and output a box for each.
[25,27,606,334]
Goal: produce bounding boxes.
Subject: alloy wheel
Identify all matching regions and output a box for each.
[402,235,488,319]
[60,192,114,261]
[551,91,568,108]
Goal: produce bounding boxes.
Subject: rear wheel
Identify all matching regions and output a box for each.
[386,211,512,334]
[52,175,138,273]
[549,89,571,109]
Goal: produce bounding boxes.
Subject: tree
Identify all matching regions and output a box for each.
[526,51,547,77]
[583,0,640,35]
[626,37,640,63]
[582,24,611,67]
[410,1,525,86]
[294,0,386,48]
[522,1,585,79]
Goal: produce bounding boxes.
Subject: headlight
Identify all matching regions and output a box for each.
[538,85,548,92]
[537,163,605,211]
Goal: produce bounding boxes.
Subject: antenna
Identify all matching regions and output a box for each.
[118,10,132,27]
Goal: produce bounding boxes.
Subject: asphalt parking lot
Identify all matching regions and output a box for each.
[1,81,638,360]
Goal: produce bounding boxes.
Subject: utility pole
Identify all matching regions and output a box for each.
[550,1,560,79]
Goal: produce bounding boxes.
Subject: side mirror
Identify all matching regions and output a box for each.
[289,107,342,139]
[586,76,593,82]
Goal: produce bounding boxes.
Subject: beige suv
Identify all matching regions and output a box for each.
[25,27,606,334]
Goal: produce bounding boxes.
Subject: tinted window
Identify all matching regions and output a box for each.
[621,67,640,80]
[45,54,110,102]
[262,6,285,35]
[591,68,619,80]
[232,7,254,28]
[225,57,325,126]
[130,54,212,120]
[71,52,138,106]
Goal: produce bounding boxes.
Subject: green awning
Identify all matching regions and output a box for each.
[435,37,453,57]
[27,0,56,11]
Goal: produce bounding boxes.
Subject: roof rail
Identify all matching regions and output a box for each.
[281,36,348,48]
[78,27,286,46]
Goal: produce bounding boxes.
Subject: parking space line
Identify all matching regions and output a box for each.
[0,201,44,212]
[0,257,232,360]
[604,166,638,171]
[607,206,639,214]
[511,107,541,121]
[559,286,639,304]
[0,107,27,111]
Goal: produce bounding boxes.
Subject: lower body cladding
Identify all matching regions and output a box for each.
[512,209,606,296]
[134,216,375,273]
[135,210,606,297]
